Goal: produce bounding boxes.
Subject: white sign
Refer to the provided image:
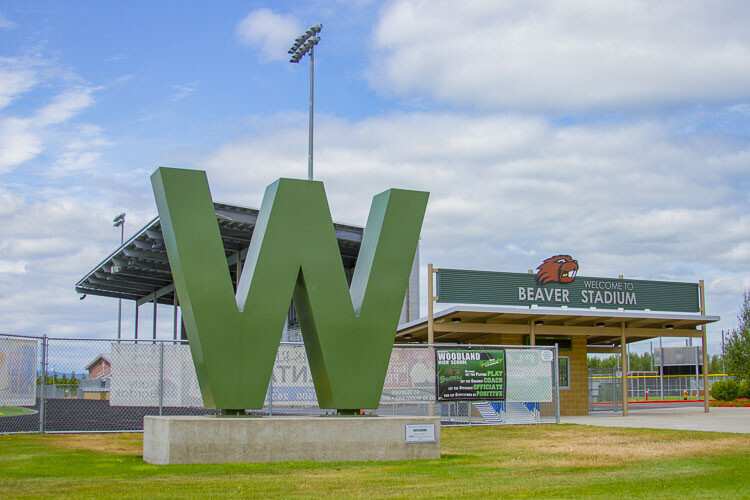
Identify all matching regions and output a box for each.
[405,423,436,443]
[110,344,202,407]
[0,338,37,406]
[266,345,436,406]
[540,350,554,362]
[505,349,553,402]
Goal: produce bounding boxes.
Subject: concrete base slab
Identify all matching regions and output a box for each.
[562,406,750,434]
[143,415,441,464]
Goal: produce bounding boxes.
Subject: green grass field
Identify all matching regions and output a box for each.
[0,407,37,417]
[1,425,749,498]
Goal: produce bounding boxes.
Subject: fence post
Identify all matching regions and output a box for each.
[39,335,47,433]
[158,342,164,416]
[269,368,274,417]
[554,343,561,424]
[659,337,664,400]
[612,367,617,413]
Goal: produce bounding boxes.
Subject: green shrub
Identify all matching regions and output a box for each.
[738,380,750,399]
[710,379,740,401]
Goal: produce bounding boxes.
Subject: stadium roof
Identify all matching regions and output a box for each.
[396,304,720,347]
[75,202,364,306]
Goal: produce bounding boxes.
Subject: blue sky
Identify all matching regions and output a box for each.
[1,1,750,358]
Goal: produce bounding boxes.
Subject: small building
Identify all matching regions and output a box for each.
[85,354,111,380]
[82,355,111,400]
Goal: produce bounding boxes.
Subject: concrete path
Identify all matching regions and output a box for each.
[561,406,750,434]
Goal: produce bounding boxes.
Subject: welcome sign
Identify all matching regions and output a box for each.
[437,256,700,313]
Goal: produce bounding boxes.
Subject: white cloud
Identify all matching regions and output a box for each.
[193,110,750,336]
[0,14,16,29]
[0,57,38,110]
[48,124,112,177]
[0,87,100,172]
[369,0,750,110]
[0,260,27,274]
[170,81,198,102]
[235,8,301,62]
[34,87,97,126]
[0,186,157,336]
[0,118,41,171]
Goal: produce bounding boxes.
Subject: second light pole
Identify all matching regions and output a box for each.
[289,24,322,181]
[113,213,125,341]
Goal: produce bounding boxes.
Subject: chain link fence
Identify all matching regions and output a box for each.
[1,333,561,434]
[589,367,728,412]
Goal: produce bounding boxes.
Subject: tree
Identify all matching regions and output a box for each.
[725,290,750,382]
[708,354,725,375]
[587,355,620,370]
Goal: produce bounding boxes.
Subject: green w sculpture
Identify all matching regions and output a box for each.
[151,167,428,412]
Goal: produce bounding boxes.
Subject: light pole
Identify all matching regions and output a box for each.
[289,24,322,181]
[721,329,726,373]
[113,213,125,341]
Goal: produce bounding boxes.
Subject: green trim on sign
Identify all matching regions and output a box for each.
[437,268,700,313]
[151,168,428,411]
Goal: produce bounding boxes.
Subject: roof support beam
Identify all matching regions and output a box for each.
[87,277,156,292]
[587,346,621,353]
[75,286,141,301]
[432,321,702,338]
[137,283,176,307]
[123,248,170,262]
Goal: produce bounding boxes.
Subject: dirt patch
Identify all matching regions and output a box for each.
[42,433,142,456]
[507,427,749,464]
[442,426,750,469]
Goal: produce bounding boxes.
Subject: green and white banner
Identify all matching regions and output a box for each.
[436,349,506,401]
[437,267,700,313]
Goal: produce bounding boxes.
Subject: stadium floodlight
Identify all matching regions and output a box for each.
[113,212,125,340]
[113,213,125,227]
[288,24,322,181]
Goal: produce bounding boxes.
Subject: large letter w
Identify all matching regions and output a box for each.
[151,168,428,412]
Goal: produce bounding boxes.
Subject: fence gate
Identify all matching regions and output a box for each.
[588,367,620,413]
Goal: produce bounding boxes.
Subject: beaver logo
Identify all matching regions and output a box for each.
[536,255,578,286]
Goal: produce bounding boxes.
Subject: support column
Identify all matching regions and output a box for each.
[659,336,664,399]
[427,263,437,417]
[621,321,628,416]
[173,293,178,340]
[530,320,536,345]
[700,279,710,413]
[152,298,158,342]
[427,264,436,345]
[134,303,139,342]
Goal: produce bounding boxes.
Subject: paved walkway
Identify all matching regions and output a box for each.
[561,406,750,434]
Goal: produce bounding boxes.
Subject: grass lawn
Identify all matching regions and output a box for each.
[0,407,36,417]
[1,425,749,498]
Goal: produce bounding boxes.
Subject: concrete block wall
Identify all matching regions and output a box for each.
[560,336,588,416]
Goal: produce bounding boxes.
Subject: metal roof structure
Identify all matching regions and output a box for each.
[396,304,720,348]
[75,202,364,307]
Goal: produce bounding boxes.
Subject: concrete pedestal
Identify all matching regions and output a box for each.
[143,415,441,464]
